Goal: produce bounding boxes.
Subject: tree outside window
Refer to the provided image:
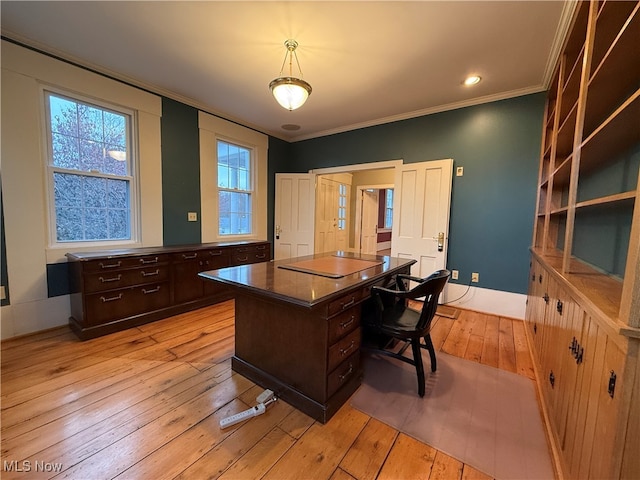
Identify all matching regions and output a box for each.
[384,189,394,229]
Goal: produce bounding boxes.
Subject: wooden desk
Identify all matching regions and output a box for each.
[199,252,416,423]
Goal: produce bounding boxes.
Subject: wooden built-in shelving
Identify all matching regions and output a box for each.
[526,1,640,478]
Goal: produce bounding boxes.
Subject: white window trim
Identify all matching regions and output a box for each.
[199,111,268,243]
[42,87,142,249]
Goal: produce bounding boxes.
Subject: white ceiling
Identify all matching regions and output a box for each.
[1,1,573,142]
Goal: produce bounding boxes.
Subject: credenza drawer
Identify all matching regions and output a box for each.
[328,328,361,372]
[328,309,360,344]
[327,352,360,398]
[232,244,270,264]
[84,265,170,293]
[84,282,170,326]
[83,254,169,272]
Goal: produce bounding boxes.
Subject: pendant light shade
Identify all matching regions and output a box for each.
[270,40,312,111]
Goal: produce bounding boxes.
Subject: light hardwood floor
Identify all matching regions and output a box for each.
[1,300,537,480]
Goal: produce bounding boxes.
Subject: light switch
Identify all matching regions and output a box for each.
[456,166,464,177]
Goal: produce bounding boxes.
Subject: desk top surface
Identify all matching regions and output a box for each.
[199,251,416,308]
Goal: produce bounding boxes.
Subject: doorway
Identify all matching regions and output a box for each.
[354,185,394,255]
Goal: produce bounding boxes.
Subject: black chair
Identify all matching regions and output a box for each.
[362,269,450,397]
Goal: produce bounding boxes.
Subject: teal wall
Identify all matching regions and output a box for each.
[161,98,202,246]
[153,93,546,295]
[284,94,546,294]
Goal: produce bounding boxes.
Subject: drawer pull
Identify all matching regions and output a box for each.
[237,256,249,262]
[256,254,267,259]
[140,256,159,264]
[342,297,356,310]
[141,269,160,277]
[182,253,198,259]
[340,316,355,330]
[256,245,266,250]
[101,293,123,303]
[340,341,356,357]
[99,274,122,283]
[209,250,223,256]
[142,286,161,295]
[339,363,354,383]
[99,261,121,269]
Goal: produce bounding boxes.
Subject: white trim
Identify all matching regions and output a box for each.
[311,160,403,175]
[444,284,527,320]
[198,111,268,243]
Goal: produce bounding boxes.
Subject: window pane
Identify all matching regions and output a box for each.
[49,96,78,136]
[52,133,80,170]
[56,207,83,241]
[78,105,104,143]
[53,172,130,242]
[219,191,251,235]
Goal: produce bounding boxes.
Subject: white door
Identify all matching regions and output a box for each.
[274,173,315,260]
[391,159,453,279]
[315,176,338,254]
[360,189,379,254]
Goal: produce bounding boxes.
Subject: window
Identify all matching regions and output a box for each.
[337,184,348,230]
[384,189,394,229]
[45,91,135,244]
[217,140,252,235]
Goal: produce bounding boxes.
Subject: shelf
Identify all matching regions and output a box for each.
[580,90,640,174]
[575,190,636,209]
[550,206,569,215]
[584,4,640,135]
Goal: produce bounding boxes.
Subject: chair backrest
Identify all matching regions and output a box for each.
[410,269,450,332]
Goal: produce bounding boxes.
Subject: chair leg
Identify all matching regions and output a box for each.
[411,339,425,397]
[424,334,437,372]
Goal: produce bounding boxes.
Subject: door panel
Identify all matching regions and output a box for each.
[274,174,315,260]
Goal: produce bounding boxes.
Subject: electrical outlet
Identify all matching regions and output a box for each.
[188,212,197,222]
[471,272,479,283]
[451,270,459,280]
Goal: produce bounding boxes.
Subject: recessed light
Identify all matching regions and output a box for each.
[463,75,482,86]
[281,124,301,131]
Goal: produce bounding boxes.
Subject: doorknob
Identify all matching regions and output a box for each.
[433,232,445,251]
[275,225,281,239]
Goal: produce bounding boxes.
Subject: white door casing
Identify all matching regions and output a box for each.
[391,159,453,280]
[274,173,315,260]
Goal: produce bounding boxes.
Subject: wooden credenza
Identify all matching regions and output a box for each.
[67,241,270,339]
[200,252,416,423]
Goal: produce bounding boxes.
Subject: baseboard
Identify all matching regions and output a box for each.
[442,284,527,320]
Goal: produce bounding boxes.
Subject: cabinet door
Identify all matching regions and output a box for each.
[586,334,627,479]
[172,253,205,304]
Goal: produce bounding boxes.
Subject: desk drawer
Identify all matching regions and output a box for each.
[328,309,360,344]
[328,328,360,372]
[84,265,170,293]
[328,351,360,398]
[328,290,364,317]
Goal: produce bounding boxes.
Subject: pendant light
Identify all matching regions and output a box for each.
[269,40,312,111]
